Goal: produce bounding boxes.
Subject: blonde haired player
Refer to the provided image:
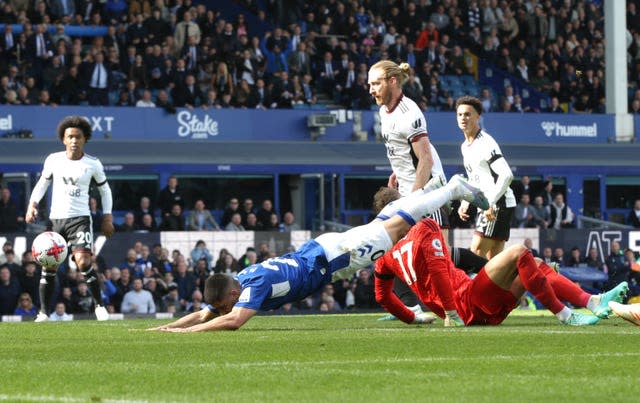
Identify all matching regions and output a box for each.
[26,116,115,322]
[368,60,456,320]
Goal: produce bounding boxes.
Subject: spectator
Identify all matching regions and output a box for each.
[14,292,38,315]
[220,197,240,227]
[263,212,282,231]
[2,249,20,276]
[57,286,74,315]
[626,199,640,228]
[172,73,204,107]
[158,176,185,217]
[85,51,110,106]
[282,212,300,231]
[551,247,565,266]
[121,278,156,314]
[117,212,136,232]
[189,240,213,269]
[0,187,23,232]
[605,241,629,291]
[523,238,539,258]
[513,193,536,228]
[565,247,584,267]
[585,248,604,271]
[225,212,245,231]
[243,212,259,231]
[255,199,275,228]
[174,9,201,49]
[0,265,20,310]
[160,283,181,313]
[18,260,40,307]
[135,89,155,107]
[238,247,257,269]
[530,195,550,229]
[160,204,185,231]
[539,180,554,207]
[134,196,156,228]
[546,96,565,113]
[549,193,575,229]
[72,281,95,314]
[353,268,376,309]
[217,253,240,276]
[49,301,73,321]
[173,259,196,308]
[187,199,220,231]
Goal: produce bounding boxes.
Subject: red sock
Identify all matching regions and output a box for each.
[516,251,566,314]
[538,261,591,307]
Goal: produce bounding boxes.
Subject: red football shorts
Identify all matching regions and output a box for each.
[458,268,518,325]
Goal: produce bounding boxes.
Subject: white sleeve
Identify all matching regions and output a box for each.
[94,159,113,214]
[29,175,51,204]
[98,182,113,215]
[487,157,513,206]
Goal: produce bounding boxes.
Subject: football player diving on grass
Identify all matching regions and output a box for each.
[373,187,629,327]
[148,175,489,332]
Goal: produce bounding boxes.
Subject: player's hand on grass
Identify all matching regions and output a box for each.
[102,215,115,238]
[412,312,436,324]
[444,310,465,327]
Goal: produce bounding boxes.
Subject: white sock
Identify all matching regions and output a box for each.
[586,295,600,312]
[555,306,572,322]
[409,305,423,313]
[391,186,453,225]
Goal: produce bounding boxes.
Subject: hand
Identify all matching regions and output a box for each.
[444,311,465,327]
[387,172,398,189]
[162,327,192,333]
[25,203,38,223]
[102,215,115,238]
[457,203,470,221]
[412,312,436,324]
[484,207,496,221]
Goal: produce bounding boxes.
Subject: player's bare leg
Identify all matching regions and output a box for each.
[470,236,505,260]
[484,245,599,325]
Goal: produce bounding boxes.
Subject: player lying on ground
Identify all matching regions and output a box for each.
[373,189,628,326]
[148,175,489,332]
[25,116,115,322]
[608,301,640,327]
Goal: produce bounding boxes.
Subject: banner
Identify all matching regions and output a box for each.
[0,105,615,144]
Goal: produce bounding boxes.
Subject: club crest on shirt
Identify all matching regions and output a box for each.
[432,238,444,257]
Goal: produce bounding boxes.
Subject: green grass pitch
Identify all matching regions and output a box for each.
[1,311,638,402]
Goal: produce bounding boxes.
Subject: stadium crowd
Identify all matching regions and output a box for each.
[0,0,638,112]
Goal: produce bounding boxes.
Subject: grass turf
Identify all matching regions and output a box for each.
[1,311,638,402]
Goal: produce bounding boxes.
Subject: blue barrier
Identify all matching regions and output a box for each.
[559,266,608,283]
[0,23,108,37]
[0,105,618,144]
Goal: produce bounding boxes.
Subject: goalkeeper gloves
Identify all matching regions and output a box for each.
[444,310,465,327]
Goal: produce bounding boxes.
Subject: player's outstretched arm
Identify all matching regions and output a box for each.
[164,307,257,332]
[147,308,216,331]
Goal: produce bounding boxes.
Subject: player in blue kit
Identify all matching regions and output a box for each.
[150,175,489,332]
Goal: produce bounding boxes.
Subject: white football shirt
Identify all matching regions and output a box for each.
[461,130,516,208]
[40,151,109,219]
[379,95,445,196]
